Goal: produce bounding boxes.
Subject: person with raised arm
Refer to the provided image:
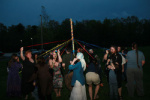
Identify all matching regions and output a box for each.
[20,47,35,100]
[69,52,87,100]
[49,49,63,97]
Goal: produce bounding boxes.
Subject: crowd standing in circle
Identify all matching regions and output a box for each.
[6,42,145,100]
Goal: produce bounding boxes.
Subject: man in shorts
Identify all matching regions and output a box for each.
[86,49,101,100]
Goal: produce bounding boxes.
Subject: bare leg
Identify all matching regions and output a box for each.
[54,89,59,97]
[89,85,93,100]
[58,89,61,97]
[118,87,122,100]
[94,85,100,99]
[25,95,28,100]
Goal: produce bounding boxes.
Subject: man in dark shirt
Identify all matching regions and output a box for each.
[107,46,122,100]
[62,48,75,75]
[62,48,75,91]
[89,49,104,87]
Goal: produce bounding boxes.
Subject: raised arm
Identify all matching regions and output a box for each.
[20,47,25,61]
[103,53,108,61]
[57,49,62,63]
[49,59,53,68]
[69,58,78,70]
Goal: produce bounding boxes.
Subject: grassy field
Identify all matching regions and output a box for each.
[0,47,150,100]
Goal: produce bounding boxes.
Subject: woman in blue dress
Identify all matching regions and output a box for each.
[7,54,22,97]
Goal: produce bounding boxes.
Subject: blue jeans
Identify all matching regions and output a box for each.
[109,83,118,100]
[32,87,39,100]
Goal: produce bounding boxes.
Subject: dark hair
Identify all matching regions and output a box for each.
[37,57,45,67]
[110,46,120,69]
[77,48,84,53]
[118,46,122,51]
[66,47,72,53]
[33,53,38,59]
[49,53,58,62]
[110,45,118,53]
[132,42,140,68]
[8,53,17,67]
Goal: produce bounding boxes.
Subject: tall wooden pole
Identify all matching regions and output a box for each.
[70,18,75,55]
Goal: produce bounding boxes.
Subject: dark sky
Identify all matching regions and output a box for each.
[0,0,150,26]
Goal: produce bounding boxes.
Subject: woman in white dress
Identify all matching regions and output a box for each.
[69,52,87,100]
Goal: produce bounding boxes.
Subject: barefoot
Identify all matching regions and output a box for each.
[94,95,99,100]
[58,93,61,97]
[56,93,59,97]
[25,95,28,100]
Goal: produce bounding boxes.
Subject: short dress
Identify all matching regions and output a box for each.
[53,63,63,88]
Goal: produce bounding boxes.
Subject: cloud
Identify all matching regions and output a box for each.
[112,11,131,18]
[121,11,131,17]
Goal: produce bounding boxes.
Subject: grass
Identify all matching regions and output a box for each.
[0,46,150,100]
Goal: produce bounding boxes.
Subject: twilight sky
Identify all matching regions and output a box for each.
[0,0,150,26]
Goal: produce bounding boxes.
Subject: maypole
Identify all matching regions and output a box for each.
[70,18,75,56]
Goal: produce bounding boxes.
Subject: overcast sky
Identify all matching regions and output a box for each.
[0,0,150,26]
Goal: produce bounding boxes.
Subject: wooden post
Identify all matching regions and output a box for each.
[70,18,75,55]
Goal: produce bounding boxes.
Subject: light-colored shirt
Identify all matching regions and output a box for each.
[126,50,145,70]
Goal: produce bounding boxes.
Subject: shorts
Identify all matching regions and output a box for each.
[86,72,100,85]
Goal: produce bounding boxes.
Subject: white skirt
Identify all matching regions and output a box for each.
[70,80,87,100]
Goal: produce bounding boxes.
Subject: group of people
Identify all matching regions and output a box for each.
[6,42,145,100]
[103,43,145,100]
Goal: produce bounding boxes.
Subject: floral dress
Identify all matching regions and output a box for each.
[53,63,63,88]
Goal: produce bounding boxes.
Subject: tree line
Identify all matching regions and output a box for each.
[0,16,150,52]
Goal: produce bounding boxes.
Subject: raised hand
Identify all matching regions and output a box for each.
[20,47,24,52]
[57,49,60,54]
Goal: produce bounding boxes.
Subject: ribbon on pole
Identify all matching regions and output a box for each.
[75,40,94,59]
[44,44,68,61]
[70,18,75,56]
[24,40,66,48]
[76,39,104,49]
[39,39,71,57]
[61,42,69,56]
